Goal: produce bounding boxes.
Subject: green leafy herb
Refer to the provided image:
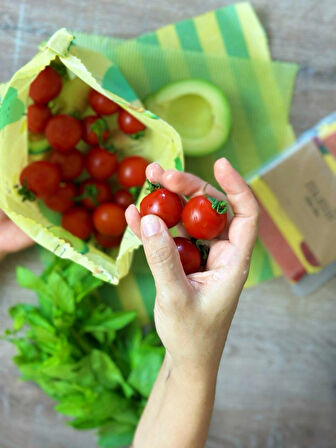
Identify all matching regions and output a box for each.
[3,250,164,448]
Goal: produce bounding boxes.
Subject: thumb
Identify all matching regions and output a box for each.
[140,214,189,297]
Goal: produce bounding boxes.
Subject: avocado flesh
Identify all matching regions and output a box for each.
[145,79,231,157]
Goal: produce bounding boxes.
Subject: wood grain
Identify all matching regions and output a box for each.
[0,1,336,447]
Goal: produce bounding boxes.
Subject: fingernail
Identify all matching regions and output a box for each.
[141,215,161,237]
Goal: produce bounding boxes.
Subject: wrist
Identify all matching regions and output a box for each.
[162,353,219,390]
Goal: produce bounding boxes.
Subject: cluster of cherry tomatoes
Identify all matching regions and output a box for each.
[19,63,228,275]
[20,64,148,248]
[140,184,228,274]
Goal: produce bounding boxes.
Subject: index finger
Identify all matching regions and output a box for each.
[214,158,259,257]
[146,162,226,200]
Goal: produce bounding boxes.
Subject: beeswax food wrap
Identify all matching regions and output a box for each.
[0,29,183,285]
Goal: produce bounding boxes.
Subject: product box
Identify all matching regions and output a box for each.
[248,113,336,292]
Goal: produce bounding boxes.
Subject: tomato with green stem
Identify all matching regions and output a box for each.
[27,104,51,133]
[117,156,149,188]
[62,206,93,240]
[182,195,228,240]
[89,89,120,115]
[44,183,77,213]
[118,109,146,135]
[19,161,61,200]
[45,114,82,152]
[85,146,118,180]
[49,149,84,181]
[77,179,112,210]
[140,183,183,228]
[93,203,126,236]
[82,115,109,146]
[174,237,201,274]
[29,66,62,104]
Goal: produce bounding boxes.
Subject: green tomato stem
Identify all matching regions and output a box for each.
[146,179,161,192]
[205,194,227,214]
[74,185,99,206]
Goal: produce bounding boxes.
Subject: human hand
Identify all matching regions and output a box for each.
[0,210,33,260]
[125,158,259,379]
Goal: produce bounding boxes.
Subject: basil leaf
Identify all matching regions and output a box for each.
[16,267,48,295]
[98,421,135,448]
[90,350,134,398]
[128,345,165,397]
[47,271,75,314]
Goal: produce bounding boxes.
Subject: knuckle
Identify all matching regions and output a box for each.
[147,243,173,266]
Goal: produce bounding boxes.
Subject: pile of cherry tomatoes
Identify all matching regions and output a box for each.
[20,64,148,249]
[19,63,228,275]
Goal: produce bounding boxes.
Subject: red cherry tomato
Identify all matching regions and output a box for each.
[62,206,93,240]
[79,179,112,210]
[113,189,134,209]
[174,237,201,275]
[49,149,84,181]
[29,66,62,104]
[44,183,77,213]
[82,115,109,146]
[85,147,118,180]
[118,109,146,134]
[89,89,120,115]
[19,161,61,198]
[117,156,149,188]
[27,104,51,133]
[94,231,122,249]
[45,114,82,152]
[140,187,183,228]
[182,195,228,240]
[93,203,126,236]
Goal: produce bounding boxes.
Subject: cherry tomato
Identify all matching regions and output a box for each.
[117,156,149,188]
[62,206,93,240]
[113,189,134,209]
[79,179,112,210]
[19,161,61,198]
[44,183,77,213]
[45,114,82,152]
[93,203,126,236]
[89,89,120,115]
[85,147,118,180]
[27,104,51,133]
[49,149,85,181]
[174,237,201,274]
[94,231,122,249]
[82,115,109,145]
[29,66,62,104]
[118,109,146,134]
[140,187,183,228]
[182,195,228,240]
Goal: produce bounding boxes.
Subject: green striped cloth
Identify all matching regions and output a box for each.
[74,2,298,324]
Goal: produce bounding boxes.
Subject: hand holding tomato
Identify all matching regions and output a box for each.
[125,158,259,376]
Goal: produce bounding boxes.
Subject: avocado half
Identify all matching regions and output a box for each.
[144,79,231,157]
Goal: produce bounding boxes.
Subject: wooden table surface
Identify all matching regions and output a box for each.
[1,1,335,447]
